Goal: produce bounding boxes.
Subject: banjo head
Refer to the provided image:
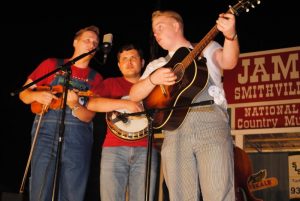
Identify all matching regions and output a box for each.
[106,111,148,141]
[106,95,148,141]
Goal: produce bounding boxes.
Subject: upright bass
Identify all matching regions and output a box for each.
[234,146,263,201]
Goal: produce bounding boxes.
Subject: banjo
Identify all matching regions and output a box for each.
[106,96,148,141]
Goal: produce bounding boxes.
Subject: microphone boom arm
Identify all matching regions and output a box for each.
[10,47,99,96]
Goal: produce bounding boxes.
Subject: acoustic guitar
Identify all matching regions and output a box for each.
[143,0,260,130]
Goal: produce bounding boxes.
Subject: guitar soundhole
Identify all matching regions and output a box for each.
[173,63,185,83]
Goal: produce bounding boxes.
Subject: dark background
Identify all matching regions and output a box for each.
[1,0,299,200]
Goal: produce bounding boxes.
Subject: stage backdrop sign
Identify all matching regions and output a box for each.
[223,46,300,130]
[288,154,300,199]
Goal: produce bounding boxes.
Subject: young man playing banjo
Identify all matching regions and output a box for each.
[87,43,159,201]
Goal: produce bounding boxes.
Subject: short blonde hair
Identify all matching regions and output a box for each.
[74,25,100,40]
[152,10,184,31]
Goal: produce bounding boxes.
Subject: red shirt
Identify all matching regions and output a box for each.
[29,58,103,94]
[97,77,149,147]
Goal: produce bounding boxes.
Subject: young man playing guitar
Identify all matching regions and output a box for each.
[87,44,159,201]
[129,10,240,201]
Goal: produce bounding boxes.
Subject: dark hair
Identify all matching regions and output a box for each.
[117,43,144,61]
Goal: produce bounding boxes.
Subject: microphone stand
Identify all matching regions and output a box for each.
[10,48,99,201]
[51,66,70,201]
[10,48,99,97]
[144,110,154,201]
[115,100,214,201]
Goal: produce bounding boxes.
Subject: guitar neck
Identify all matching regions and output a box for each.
[181,1,252,69]
[181,25,219,70]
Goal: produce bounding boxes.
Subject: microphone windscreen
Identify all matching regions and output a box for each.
[103,33,113,44]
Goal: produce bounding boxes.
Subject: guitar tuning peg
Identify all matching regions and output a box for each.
[251,4,255,8]
[257,0,261,4]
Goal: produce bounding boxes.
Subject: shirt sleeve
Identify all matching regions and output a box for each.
[28,58,58,86]
[140,57,168,80]
[203,41,223,88]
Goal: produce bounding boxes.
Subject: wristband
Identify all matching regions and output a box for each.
[149,75,156,85]
[224,33,238,41]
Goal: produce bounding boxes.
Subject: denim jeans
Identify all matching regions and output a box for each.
[100,146,159,201]
[29,109,93,201]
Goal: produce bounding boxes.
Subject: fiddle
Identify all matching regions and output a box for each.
[30,85,94,114]
[234,146,263,201]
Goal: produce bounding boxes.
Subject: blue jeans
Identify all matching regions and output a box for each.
[100,146,159,201]
[29,109,93,201]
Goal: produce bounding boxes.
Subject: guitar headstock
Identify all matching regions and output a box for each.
[228,0,261,16]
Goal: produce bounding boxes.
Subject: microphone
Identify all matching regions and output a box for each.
[101,33,113,64]
[117,113,129,124]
